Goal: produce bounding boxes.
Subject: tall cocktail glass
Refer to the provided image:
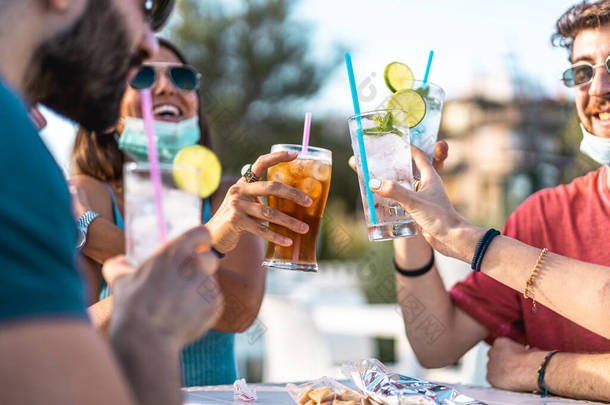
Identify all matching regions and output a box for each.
[124,162,202,266]
[347,109,416,241]
[263,144,332,272]
[408,80,445,159]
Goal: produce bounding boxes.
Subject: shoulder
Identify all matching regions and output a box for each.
[70,175,115,219]
[70,175,112,199]
[514,169,601,216]
[504,169,603,238]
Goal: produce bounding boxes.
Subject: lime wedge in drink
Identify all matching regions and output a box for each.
[384,62,414,93]
[387,89,427,128]
[173,145,222,198]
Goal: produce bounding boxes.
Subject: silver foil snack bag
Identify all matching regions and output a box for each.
[342,359,485,405]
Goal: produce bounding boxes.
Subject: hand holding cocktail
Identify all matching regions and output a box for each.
[205,150,313,254]
[263,144,332,272]
[367,145,479,263]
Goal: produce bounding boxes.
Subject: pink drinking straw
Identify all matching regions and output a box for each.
[302,112,312,154]
[292,112,312,263]
[140,89,168,242]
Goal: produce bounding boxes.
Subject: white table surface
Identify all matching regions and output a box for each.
[183,383,606,405]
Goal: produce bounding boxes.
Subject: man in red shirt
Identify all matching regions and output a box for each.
[394,1,610,402]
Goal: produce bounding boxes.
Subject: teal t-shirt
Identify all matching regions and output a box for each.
[0,79,87,322]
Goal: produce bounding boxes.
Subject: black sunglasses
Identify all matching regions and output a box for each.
[561,55,610,87]
[144,0,176,32]
[130,63,201,91]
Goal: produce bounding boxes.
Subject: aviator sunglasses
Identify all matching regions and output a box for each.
[561,55,610,87]
[144,0,175,32]
[129,63,201,91]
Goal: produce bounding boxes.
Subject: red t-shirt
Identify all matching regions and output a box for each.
[449,166,610,352]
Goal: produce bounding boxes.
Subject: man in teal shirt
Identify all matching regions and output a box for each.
[0,1,223,404]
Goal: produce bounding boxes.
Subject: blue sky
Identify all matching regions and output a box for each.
[42,0,581,169]
[295,0,579,114]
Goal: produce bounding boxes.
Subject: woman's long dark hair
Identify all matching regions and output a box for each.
[72,37,212,182]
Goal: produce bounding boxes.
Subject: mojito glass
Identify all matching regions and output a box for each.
[347,109,416,241]
[408,80,445,159]
[124,162,202,266]
[263,144,332,272]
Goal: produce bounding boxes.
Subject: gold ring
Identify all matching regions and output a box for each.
[413,177,421,192]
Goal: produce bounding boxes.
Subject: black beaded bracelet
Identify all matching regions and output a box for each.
[394,251,435,277]
[211,247,226,259]
[471,228,500,272]
[537,350,560,397]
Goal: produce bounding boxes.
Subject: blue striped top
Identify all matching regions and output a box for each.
[100,183,236,386]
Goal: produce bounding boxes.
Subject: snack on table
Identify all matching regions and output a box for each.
[289,377,375,405]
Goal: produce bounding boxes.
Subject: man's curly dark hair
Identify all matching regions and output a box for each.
[552,0,610,58]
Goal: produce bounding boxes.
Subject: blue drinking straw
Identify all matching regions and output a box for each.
[345,52,378,224]
[423,50,435,85]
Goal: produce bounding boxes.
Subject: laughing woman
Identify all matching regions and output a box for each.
[70,38,312,386]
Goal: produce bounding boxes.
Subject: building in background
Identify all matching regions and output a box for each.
[439,72,589,228]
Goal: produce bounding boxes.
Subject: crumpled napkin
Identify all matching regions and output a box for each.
[233,378,257,402]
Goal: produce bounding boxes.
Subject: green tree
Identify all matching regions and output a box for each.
[170,0,342,173]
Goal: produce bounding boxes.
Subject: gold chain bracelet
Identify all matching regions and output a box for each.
[523,248,548,313]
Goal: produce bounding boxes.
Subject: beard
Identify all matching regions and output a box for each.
[582,96,610,133]
[23,0,144,132]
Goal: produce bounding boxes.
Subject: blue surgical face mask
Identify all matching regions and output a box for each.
[580,124,610,166]
[118,116,201,163]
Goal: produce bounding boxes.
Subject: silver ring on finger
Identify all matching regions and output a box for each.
[241,164,260,183]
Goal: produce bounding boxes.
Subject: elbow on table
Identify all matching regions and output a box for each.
[415,353,461,369]
[407,340,463,369]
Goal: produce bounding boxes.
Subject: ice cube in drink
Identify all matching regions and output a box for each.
[263,145,332,272]
[124,163,202,266]
[348,110,417,241]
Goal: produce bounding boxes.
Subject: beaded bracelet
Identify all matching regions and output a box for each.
[524,248,548,313]
[537,350,560,397]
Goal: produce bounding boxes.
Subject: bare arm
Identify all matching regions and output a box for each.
[394,236,488,368]
[83,218,126,263]
[0,321,134,405]
[213,233,265,332]
[544,352,610,402]
[391,143,488,368]
[208,178,266,333]
[70,175,125,264]
[467,231,610,339]
[371,145,610,340]
[486,337,610,402]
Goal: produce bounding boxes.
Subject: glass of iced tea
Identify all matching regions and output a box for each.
[263,144,332,272]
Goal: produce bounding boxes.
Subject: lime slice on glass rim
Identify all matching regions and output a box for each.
[387,89,427,128]
[173,145,222,198]
[384,62,414,93]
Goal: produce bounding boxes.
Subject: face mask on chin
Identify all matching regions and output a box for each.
[580,124,610,166]
[118,116,201,163]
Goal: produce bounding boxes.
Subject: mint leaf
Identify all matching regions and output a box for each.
[362,112,402,137]
[381,111,393,129]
